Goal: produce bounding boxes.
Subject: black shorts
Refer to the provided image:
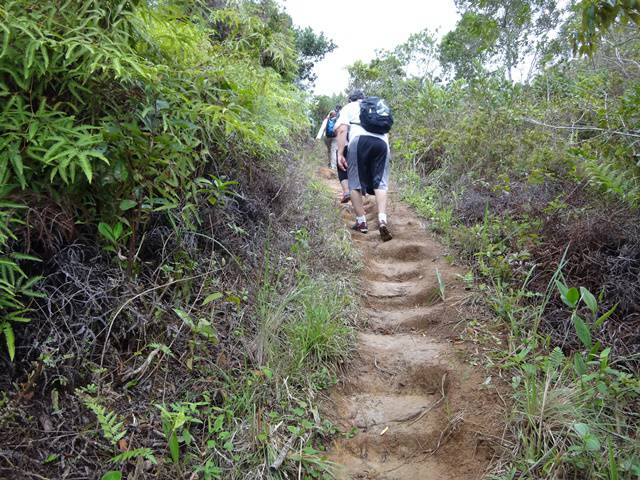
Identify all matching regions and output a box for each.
[346,136,390,195]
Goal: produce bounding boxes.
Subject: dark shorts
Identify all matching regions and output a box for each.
[347,136,390,195]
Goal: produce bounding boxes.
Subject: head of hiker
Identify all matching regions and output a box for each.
[348,89,365,102]
[335,87,393,242]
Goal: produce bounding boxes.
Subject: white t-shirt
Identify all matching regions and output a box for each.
[335,100,389,146]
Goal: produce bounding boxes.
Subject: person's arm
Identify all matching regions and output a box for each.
[336,124,348,171]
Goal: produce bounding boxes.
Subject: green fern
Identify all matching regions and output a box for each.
[544,346,566,376]
[583,159,640,207]
[81,397,127,445]
[111,447,157,465]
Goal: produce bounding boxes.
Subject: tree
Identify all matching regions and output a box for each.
[439,12,500,81]
[572,0,640,55]
[295,27,337,88]
[453,0,559,80]
[394,29,442,80]
[347,53,405,99]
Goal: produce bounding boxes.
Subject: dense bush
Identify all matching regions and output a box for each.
[0,0,309,361]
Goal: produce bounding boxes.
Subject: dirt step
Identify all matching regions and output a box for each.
[364,285,442,309]
[362,260,437,282]
[328,453,480,480]
[333,392,443,429]
[330,423,450,464]
[364,280,432,299]
[363,303,460,332]
[356,333,445,364]
[337,358,450,397]
[369,241,440,263]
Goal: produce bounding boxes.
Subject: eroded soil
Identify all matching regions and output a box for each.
[318,167,502,480]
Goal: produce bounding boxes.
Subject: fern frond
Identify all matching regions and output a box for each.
[111,447,157,465]
[82,398,127,445]
[546,346,566,375]
[583,159,640,207]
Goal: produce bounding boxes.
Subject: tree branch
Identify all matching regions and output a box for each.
[521,117,640,139]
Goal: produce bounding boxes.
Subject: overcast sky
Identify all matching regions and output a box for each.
[281,0,459,96]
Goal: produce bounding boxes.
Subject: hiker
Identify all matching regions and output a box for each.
[337,142,350,204]
[332,104,351,204]
[318,106,350,203]
[336,89,393,241]
[323,109,339,169]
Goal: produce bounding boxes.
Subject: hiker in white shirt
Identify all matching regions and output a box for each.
[335,89,392,241]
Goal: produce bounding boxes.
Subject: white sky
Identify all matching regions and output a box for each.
[281,0,459,96]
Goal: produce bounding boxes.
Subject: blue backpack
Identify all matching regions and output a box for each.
[326,117,337,137]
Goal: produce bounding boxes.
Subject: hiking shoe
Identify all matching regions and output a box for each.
[340,193,351,204]
[379,220,392,242]
[352,221,368,234]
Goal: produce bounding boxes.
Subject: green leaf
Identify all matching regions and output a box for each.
[101,472,122,480]
[0,22,10,59]
[98,222,114,242]
[9,148,26,189]
[225,294,241,305]
[563,287,580,308]
[119,200,137,211]
[599,347,611,370]
[168,431,180,463]
[584,434,601,452]
[608,439,619,480]
[173,308,194,327]
[595,303,618,328]
[579,287,597,315]
[182,428,192,445]
[213,414,224,432]
[10,252,41,262]
[574,352,587,376]
[2,322,15,361]
[572,312,592,349]
[78,153,93,183]
[573,422,590,438]
[555,278,569,298]
[112,222,123,240]
[202,292,223,305]
[43,454,58,464]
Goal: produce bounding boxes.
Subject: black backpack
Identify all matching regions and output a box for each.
[359,97,393,134]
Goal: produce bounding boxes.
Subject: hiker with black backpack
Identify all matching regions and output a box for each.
[336,89,394,241]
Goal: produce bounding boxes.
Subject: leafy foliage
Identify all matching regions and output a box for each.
[573,0,640,55]
[0,0,318,361]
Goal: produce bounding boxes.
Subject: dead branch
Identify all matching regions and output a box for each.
[269,436,295,471]
[521,117,640,139]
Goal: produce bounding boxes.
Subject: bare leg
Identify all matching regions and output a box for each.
[340,179,349,196]
[330,140,338,169]
[373,189,387,218]
[351,189,365,217]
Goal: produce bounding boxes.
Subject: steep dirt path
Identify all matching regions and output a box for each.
[318,168,501,480]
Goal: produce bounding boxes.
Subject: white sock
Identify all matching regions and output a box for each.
[356,215,367,224]
[378,213,387,223]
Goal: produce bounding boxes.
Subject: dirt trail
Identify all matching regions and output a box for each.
[318,168,501,480]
